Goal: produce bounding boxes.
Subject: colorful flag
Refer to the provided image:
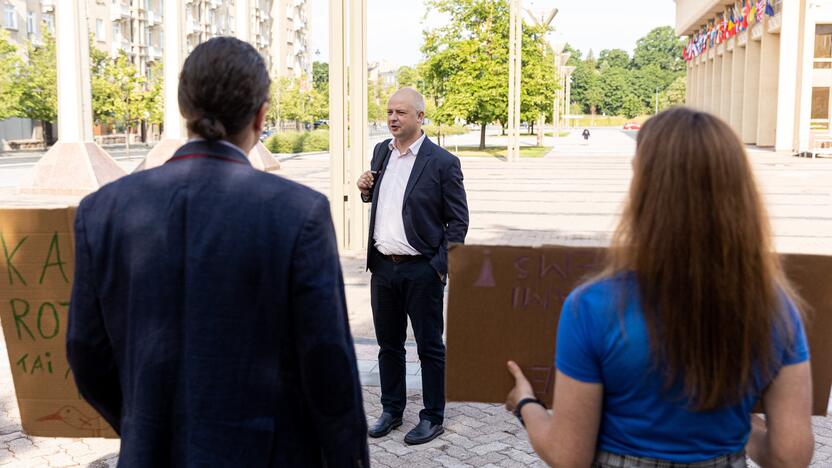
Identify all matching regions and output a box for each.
[765,0,775,17]
[756,0,765,22]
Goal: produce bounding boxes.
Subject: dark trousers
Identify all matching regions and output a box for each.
[370,248,446,425]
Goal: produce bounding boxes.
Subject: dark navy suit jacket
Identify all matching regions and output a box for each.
[363,136,469,275]
[67,140,369,467]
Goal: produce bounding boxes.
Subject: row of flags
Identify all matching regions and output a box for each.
[683,0,776,62]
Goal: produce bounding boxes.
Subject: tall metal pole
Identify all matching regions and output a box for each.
[347,0,369,251]
[513,5,522,162]
[507,0,517,162]
[329,0,348,248]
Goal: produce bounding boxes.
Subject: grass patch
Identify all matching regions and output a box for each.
[453,146,551,158]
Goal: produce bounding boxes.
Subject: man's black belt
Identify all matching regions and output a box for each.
[377,251,423,264]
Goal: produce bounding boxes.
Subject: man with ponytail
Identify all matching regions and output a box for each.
[67,37,369,467]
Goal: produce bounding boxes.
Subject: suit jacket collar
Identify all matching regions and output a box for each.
[403,136,435,202]
[169,139,252,166]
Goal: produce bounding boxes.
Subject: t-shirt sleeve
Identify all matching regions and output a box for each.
[555,288,603,383]
[781,295,810,366]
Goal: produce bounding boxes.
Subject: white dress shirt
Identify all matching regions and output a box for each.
[373,132,427,256]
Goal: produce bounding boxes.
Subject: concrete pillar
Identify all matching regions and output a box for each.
[704,57,713,113]
[699,57,708,110]
[797,0,815,153]
[686,63,693,107]
[139,0,188,170]
[329,0,348,248]
[19,0,125,195]
[742,37,761,144]
[721,48,733,120]
[712,53,723,117]
[730,43,746,134]
[757,17,781,147]
[774,0,801,151]
[236,0,250,41]
[347,0,368,250]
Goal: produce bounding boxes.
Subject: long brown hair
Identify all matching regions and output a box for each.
[606,107,797,410]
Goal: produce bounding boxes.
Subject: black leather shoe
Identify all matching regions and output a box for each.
[368,413,403,438]
[403,419,444,445]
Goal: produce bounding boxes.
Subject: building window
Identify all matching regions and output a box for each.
[113,22,121,40]
[96,19,104,41]
[26,11,35,34]
[811,87,830,130]
[43,13,54,33]
[4,4,18,30]
[815,25,832,69]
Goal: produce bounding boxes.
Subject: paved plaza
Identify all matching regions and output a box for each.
[1,129,831,466]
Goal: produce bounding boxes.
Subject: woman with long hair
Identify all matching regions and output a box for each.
[505,107,813,467]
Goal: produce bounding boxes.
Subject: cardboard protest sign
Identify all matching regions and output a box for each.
[446,244,832,416]
[0,207,117,437]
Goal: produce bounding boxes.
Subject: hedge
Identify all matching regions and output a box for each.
[265,129,330,154]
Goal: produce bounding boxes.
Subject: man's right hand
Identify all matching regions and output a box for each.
[357,170,375,195]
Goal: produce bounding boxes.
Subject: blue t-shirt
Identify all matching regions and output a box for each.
[555,273,810,463]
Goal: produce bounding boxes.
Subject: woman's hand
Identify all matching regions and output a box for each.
[505,360,536,412]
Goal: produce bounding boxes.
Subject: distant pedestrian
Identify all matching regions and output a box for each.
[505,107,813,467]
[67,37,369,467]
[582,128,591,140]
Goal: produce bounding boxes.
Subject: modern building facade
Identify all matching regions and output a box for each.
[676,0,832,153]
[1,0,311,146]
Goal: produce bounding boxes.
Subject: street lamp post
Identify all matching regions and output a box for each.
[507,0,521,163]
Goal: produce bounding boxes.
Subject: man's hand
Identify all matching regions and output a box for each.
[357,171,375,195]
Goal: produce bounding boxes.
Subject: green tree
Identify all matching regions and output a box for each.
[629,64,674,108]
[422,0,509,150]
[659,75,686,110]
[396,66,420,88]
[599,66,629,115]
[598,48,630,70]
[562,42,582,65]
[312,61,328,92]
[17,30,57,144]
[145,64,164,126]
[92,51,150,156]
[520,22,557,140]
[632,26,686,73]
[0,30,22,120]
[621,93,645,118]
[569,58,595,114]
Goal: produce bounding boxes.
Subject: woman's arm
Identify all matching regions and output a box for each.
[746,361,813,467]
[506,361,603,467]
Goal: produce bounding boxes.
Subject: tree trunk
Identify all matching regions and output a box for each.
[536,114,544,147]
[479,123,486,151]
[43,121,55,146]
[530,121,534,136]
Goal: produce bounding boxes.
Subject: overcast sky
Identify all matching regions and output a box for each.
[308,0,678,67]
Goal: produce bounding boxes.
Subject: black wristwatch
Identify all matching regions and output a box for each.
[514,397,547,427]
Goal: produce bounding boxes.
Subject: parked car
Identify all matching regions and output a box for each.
[313,120,329,129]
[623,122,641,130]
[259,128,274,141]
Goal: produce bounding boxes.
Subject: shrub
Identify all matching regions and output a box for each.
[265,130,329,153]
[301,129,329,152]
[265,131,303,153]
[423,124,468,137]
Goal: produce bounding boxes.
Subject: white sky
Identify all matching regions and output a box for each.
[308,0,678,67]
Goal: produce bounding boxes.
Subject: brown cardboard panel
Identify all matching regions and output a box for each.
[0,207,117,438]
[446,244,832,416]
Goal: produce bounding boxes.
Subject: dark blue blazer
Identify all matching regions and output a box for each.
[363,136,469,275]
[67,140,369,468]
